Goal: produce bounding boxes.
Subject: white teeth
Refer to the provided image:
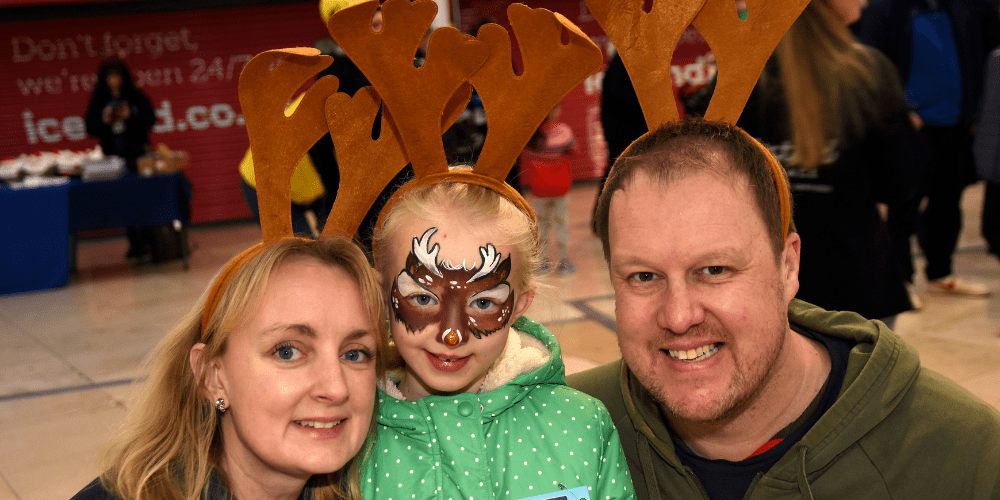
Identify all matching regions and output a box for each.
[667,343,721,362]
[296,420,342,429]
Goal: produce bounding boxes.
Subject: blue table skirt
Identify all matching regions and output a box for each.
[69,172,191,231]
[1,172,191,295]
[0,182,71,295]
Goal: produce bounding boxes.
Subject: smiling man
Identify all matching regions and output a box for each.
[568,119,1000,500]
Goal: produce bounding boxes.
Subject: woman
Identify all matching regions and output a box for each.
[736,0,923,326]
[71,238,387,500]
[84,58,158,261]
[85,58,156,174]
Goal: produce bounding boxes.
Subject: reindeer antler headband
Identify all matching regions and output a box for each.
[325,0,603,228]
[200,0,602,336]
[586,0,809,239]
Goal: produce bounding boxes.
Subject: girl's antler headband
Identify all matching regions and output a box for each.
[586,0,810,239]
[200,0,602,336]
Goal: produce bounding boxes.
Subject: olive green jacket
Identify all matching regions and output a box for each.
[568,300,1000,499]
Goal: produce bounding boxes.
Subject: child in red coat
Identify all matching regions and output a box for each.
[520,104,576,274]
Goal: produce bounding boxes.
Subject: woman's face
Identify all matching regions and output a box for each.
[386,213,533,399]
[105,72,122,93]
[210,258,377,483]
[827,0,862,25]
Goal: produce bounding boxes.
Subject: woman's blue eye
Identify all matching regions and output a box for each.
[274,343,300,361]
[342,349,372,363]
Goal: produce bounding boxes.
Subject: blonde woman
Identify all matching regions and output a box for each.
[735,0,924,327]
[71,238,387,500]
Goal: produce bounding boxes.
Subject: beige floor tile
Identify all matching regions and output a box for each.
[563,355,600,375]
[0,389,125,500]
[960,369,1000,412]
[900,334,1000,383]
[0,476,17,500]
[0,326,89,397]
[583,296,616,323]
[549,320,621,365]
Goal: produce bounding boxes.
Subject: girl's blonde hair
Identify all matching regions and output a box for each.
[772,0,891,169]
[98,238,387,500]
[373,180,541,293]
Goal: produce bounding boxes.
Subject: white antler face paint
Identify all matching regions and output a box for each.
[391,227,515,347]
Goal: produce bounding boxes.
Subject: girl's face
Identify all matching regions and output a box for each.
[386,213,533,399]
[200,259,377,485]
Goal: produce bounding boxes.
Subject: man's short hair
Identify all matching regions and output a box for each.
[594,118,794,259]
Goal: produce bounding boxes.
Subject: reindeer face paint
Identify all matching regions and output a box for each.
[387,220,527,398]
[392,228,515,346]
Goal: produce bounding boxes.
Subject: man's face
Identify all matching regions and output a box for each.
[608,170,799,424]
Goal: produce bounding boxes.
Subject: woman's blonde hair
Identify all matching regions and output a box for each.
[772,0,885,169]
[373,180,541,293]
[98,237,387,500]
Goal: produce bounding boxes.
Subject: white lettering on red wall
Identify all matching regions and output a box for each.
[1,3,329,223]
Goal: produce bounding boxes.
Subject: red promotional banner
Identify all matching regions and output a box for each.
[1,3,330,222]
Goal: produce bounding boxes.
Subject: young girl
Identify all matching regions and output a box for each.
[367,178,634,500]
[521,103,577,274]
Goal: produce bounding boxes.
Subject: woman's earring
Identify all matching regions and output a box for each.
[215,398,227,413]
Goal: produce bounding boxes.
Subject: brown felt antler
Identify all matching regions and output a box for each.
[326,0,488,177]
[694,0,809,123]
[585,0,706,128]
[238,48,341,243]
[583,0,808,240]
[319,84,473,239]
[471,3,603,182]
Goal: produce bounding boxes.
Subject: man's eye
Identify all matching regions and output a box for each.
[703,266,728,276]
[274,343,301,362]
[409,294,438,306]
[631,272,657,282]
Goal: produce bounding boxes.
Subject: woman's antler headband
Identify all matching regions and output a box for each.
[586,0,809,239]
[200,0,602,336]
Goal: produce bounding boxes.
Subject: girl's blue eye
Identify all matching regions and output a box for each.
[342,349,372,363]
[410,294,437,306]
[472,298,494,310]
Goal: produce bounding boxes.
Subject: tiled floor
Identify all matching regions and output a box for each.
[2,181,998,500]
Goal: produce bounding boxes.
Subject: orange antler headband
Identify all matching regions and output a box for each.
[326,0,603,227]
[200,0,603,337]
[585,0,808,239]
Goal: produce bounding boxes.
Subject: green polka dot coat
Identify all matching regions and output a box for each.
[362,316,635,500]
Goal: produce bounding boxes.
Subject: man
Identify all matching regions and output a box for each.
[568,119,1000,500]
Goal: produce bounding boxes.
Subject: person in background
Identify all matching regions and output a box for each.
[85,58,157,261]
[70,238,387,500]
[736,0,921,326]
[856,0,994,297]
[521,104,577,274]
[569,118,1000,500]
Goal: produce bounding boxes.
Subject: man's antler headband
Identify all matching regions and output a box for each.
[200,0,602,337]
[586,0,809,239]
